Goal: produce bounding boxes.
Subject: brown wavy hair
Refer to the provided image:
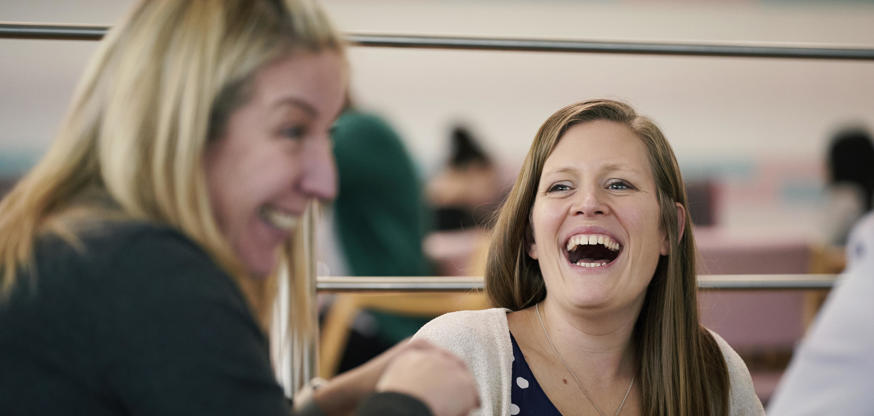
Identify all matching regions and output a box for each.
[485,99,729,415]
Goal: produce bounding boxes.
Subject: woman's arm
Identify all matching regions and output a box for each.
[301,339,478,416]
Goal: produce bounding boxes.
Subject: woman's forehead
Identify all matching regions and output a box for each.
[541,121,652,176]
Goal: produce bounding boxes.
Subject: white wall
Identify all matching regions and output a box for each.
[324,0,874,170]
[2,0,873,238]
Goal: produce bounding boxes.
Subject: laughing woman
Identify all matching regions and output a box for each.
[0,1,477,415]
[414,99,763,416]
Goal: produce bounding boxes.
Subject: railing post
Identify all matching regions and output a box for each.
[291,206,319,395]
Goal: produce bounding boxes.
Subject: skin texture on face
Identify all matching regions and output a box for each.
[529,120,668,316]
[204,51,346,278]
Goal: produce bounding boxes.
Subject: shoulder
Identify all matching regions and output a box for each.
[707,329,745,375]
[40,220,206,265]
[332,111,412,176]
[33,220,246,315]
[334,111,399,143]
[78,221,228,283]
[416,308,509,341]
[414,308,511,359]
[79,220,208,259]
[95,222,246,309]
[17,222,283,413]
[34,220,219,282]
[847,212,874,269]
[414,308,513,415]
[707,329,765,415]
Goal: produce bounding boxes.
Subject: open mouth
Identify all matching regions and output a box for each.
[565,234,622,268]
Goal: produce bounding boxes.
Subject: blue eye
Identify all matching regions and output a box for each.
[547,183,571,193]
[607,180,633,191]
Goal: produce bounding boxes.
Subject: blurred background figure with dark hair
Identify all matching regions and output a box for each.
[427,125,504,231]
[422,124,509,277]
[822,126,874,246]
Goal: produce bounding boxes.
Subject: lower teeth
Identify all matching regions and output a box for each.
[575,261,606,268]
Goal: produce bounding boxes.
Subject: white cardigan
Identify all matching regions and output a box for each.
[413,308,764,416]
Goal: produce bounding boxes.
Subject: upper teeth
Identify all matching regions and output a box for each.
[261,206,299,231]
[566,234,620,251]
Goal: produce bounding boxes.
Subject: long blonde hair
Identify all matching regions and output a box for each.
[0,0,343,337]
[486,99,729,415]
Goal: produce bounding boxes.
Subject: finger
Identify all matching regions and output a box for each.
[382,339,432,364]
[405,338,436,350]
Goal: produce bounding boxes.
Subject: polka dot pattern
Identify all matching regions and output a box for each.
[509,332,562,415]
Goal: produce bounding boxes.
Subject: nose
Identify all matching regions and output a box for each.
[572,185,609,217]
[299,136,338,201]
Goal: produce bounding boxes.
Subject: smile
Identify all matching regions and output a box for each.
[259,206,299,231]
[564,233,622,268]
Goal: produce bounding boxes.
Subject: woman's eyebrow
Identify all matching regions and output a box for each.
[273,96,317,117]
[543,162,642,176]
[601,162,644,175]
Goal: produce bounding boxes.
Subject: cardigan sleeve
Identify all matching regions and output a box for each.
[708,330,766,416]
[414,308,513,416]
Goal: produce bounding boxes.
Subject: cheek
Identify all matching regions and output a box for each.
[206,146,295,230]
[204,147,236,229]
[530,202,562,243]
[240,156,299,204]
[621,202,663,245]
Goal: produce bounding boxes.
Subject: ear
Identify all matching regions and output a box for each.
[528,240,539,260]
[526,219,539,259]
[661,202,686,255]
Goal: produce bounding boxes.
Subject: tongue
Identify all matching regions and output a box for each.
[579,257,608,263]
[568,245,616,264]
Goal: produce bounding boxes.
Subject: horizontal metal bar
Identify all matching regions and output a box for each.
[318,276,485,292]
[696,274,837,290]
[2,22,873,61]
[351,35,874,61]
[0,23,106,41]
[317,274,838,292]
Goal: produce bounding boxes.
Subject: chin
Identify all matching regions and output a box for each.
[241,252,278,279]
[562,285,614,308]
[567,297,611,310]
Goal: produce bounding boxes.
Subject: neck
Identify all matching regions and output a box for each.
[537,299,639,381]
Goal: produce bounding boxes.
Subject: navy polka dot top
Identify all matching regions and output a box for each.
[510,332,562,415]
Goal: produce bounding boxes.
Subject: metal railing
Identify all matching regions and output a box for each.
[316,274,837,292]
[2,22,874,60]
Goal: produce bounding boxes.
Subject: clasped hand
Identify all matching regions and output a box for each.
[311,338,480,416]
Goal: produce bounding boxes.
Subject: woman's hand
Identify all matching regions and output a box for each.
[376,347,480,416]
[311,338,440,414]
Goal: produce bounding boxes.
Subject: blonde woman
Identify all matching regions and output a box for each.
[0,1,477,415]
[415,100,763,415]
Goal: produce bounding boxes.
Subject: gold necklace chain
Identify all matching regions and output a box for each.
[535,303,635,416]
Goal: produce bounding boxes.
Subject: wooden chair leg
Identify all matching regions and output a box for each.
[319,295,360,378]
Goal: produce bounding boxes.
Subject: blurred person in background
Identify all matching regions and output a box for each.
[425,125,507,276]
[427,125,504,231]
[320,105,435,372]
[822,126,874,246]
[768,212,874,415]
[0,1,478,415]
